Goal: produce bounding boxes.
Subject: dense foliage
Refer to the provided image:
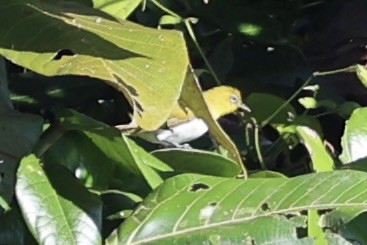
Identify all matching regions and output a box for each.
[1,0,367,244]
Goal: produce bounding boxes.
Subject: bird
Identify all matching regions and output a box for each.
[135,86,251,148]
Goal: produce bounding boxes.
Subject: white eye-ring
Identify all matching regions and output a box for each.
[230,94,238,104]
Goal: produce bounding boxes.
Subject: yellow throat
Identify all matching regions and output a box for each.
[167,86,249,126]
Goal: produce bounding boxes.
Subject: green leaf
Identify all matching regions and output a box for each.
[0,0,188,130]
[246,93,296,125]
[355,64,367,88]
[340,212,367,243]
[249,171,287,178]
[53,109,172,189]
[44,131,116,190]
[152,148,241,177]
[298,97,318,109]
[340,108,367,164]
[0,58,43,211]
[101,189,143,219]
[16,155,102,244]
[113,170,367,244]
[294,126,334,172]
[159,15,182,26]
[337,101,361,119]
[93,0,142,19]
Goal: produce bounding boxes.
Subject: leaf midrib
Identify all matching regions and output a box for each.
[128,202,367,245]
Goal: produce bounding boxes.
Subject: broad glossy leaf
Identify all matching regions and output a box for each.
[356,64,367,88]
[340,212,367,243]
[54,109,172,189]
[114,170,367,244]
[0,0,188,130]
[340,108,367,164]
[0,58,43,211]
[337,101,361,119]
[152,148,241,177]
[16,155,102,245]
[93,0,142,19]
[44,131,116,190]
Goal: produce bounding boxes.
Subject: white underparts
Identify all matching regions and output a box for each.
[156,118,209,147]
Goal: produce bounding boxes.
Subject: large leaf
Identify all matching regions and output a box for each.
[152,148,241,177]
[44,131,116,190]
[16,154,102,245]
[113,170,367,244]
[340,107,367,164]
[0,58,43,211]
[279,124,334,172]
[0,0,188,130]
[45,109,172,190]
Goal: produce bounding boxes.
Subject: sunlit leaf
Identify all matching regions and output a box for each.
[356,64,367,88]
[16,155,102,244]
[295,126,334,172]
[54,109,172,189]
[93,0,142,19]
[0,0,188,130]
[340,108,367,164]
[113,170,367,244]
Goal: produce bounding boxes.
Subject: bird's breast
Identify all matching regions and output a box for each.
[157,118,209,144]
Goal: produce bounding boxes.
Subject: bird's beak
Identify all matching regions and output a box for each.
[239,103,251,113]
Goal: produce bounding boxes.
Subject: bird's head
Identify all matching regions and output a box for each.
[203,86,251,120]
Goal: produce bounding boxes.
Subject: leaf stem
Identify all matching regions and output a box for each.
[33,122,64,157]
[149,0,181,20]
[313,65,356,77]
[251,117,265,169]
[184,19,222,85]
[262,75,314,126]
[149,0,221,85]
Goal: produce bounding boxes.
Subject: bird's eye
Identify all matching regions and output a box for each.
[230,95,238,104]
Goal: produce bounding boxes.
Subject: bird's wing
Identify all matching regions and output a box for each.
[166,103,195,127]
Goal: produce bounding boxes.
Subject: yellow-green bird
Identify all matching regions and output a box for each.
[137,86,251,147]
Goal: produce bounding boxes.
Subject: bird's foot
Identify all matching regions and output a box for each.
[163,141,192,149]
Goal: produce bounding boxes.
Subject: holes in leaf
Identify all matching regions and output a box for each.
[52,49,75,60]
[135,101,144,117]
[208,202,217,207]
[318,209,333,215]
[113,74,138,97]
[190,182,210,192]
[260,202,271,212]
[296,227,308,239]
